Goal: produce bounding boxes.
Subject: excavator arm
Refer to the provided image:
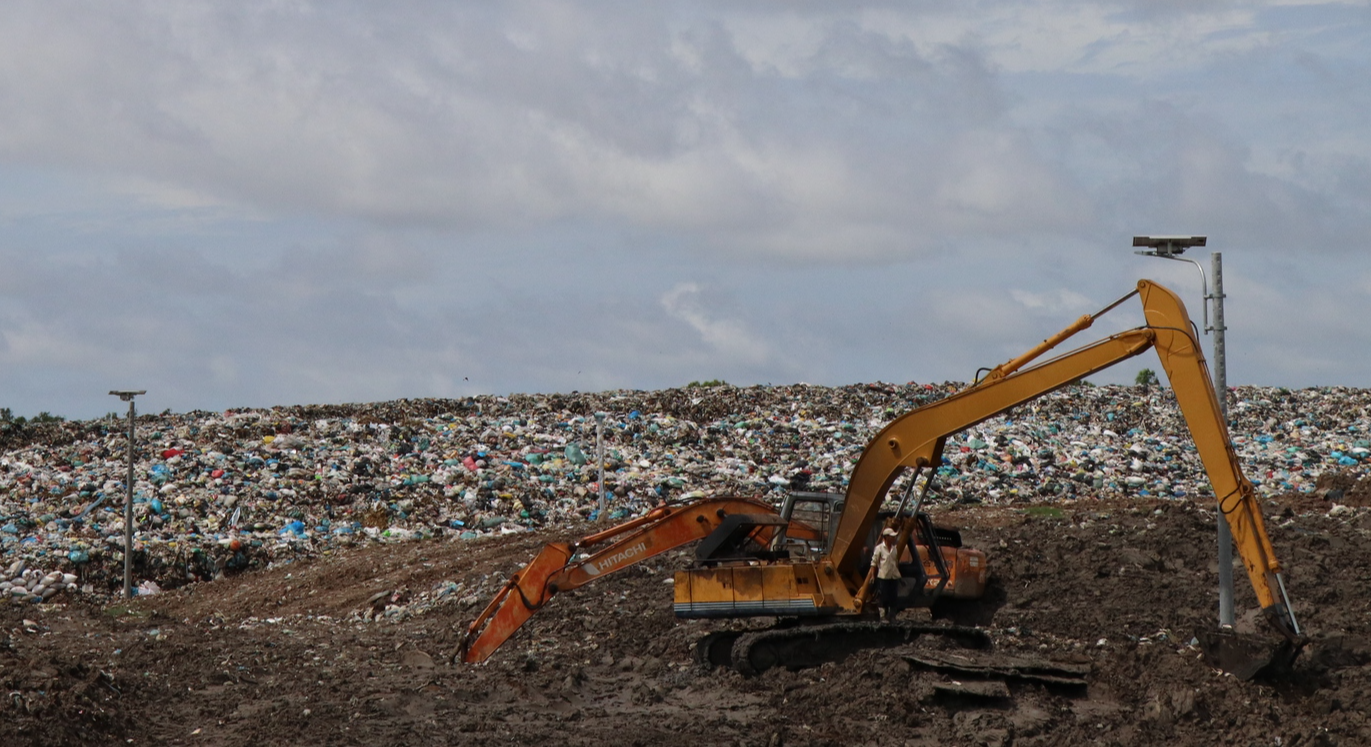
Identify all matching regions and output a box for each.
[828,280,1299,642]
[461,497,820,663]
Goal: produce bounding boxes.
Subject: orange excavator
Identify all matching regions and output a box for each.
[460,492,989,666]
[462,280,1302,676]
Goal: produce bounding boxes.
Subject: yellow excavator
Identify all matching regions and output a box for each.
[462,280,1302,677]
[459,492,990,667]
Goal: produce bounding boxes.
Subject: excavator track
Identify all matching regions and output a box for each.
[694,630,745,669]
[719,621,992,677]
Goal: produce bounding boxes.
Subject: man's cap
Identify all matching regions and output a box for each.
[881,527,898,537]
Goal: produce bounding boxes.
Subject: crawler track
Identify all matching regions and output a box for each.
[694,621,993,676]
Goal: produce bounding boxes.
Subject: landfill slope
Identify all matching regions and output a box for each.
[3,382,1366,601]
[3,496,1370,746]
[2,382,1371,745]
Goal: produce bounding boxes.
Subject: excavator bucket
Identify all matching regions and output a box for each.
[1197,629,1304,681]
[461,542,573,663]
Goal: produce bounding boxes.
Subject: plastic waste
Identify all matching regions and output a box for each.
[0,382,1363,602]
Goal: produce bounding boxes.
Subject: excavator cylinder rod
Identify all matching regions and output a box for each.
[460,542,573,664]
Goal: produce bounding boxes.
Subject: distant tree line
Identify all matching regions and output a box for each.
[0,408,65,425]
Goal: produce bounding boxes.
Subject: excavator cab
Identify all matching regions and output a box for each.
[694,491,848,565]
[770,491,844,560]
[766,491,966,608]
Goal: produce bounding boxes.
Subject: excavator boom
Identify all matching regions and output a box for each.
[825,279,1298,642]
[461,497,820,663]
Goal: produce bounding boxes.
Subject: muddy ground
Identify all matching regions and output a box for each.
[3,492,1370,747]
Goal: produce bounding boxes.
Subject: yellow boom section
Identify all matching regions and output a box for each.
[828,280,1296,639]
[1137,281,1287,626]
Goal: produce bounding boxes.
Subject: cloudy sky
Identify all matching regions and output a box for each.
[0,1,1367,419]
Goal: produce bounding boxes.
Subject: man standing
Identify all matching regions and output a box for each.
[868,527,902,623]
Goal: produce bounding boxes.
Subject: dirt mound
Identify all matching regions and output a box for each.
[4,499,1370,746]
[1313,470,1371,507]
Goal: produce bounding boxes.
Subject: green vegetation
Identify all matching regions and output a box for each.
[686,379,729,388]
[1135,368,1158,390]
[0,408,64,425]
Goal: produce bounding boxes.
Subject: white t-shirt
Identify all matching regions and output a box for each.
[872,541,901,580]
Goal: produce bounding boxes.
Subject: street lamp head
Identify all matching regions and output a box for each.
[109,390,146,402]
[1132,235,1207,257]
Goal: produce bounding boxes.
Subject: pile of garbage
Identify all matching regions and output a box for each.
[1,382,1368,599]
[1,559,79,603]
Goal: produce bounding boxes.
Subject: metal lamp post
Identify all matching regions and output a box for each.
[109,390,145,598]
[1132,236,1234,628]
[594,412,608,519]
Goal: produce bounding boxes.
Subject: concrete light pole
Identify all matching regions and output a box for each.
[1132,236,1234,628]
[594,412,607,519]
[109,390,145,599]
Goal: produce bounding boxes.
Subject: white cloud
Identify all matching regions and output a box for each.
[660,282,771,365]
[0,2,1091,260]
[0,1,1367,415]
[726,3,1271,78]
[1010,288,1095,313]
[109,177,233,212]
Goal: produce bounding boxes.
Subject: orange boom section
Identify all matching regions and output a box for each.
[461,497,819,663]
